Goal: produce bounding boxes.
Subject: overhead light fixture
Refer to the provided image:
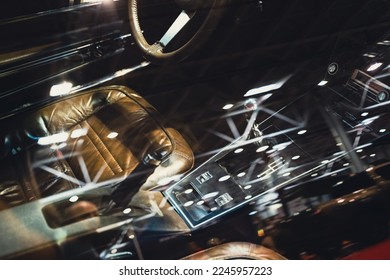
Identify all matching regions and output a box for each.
[379,128,386,133]
[356,149,363,153]
[256,145,269,153]
[244,75,292,97]
[377,40,390,45]
[69,196,79,203]
[266,148,276,154]
[218,175,231,182]
[244,84,278,97]
[71,128,88,138]
[234,148,244,154]
[297,129,307,135]
[107,132,119,139]
[363,53,377,58]
[361,115,380,126]
[367,62,383,72]
[370,154,376,157]
[361,112,369,117]
[223,104,234,110]
[273,142,292,151]
[50,82,73,96]
[38,132,69,145]
[249,211,258,216]
[317,80,328,86]
[183,201,194,207]
[260,93,273,102]
[292,155,300,160]
[123,208,132,214]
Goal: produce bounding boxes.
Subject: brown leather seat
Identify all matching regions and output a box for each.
[181,242,287,260]
[0,85,194,209]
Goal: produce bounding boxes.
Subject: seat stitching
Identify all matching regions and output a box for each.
[85,119,123,174]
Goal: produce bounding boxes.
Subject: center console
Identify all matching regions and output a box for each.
[164,140,273,228]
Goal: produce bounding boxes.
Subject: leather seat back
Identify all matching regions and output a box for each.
[0,86,194,208]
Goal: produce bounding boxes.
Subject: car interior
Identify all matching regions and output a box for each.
[0,0,389,260]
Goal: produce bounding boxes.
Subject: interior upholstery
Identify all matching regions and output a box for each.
[0,85,194,209]
[180,242,287,260]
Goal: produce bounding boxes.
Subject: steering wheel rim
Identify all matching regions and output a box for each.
[128,0,229,65]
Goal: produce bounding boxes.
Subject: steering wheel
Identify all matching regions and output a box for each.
[128,0,229,64]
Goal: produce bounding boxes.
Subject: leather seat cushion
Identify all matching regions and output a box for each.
[180,242,287,260]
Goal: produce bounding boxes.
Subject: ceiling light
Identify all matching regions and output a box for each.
[292,155,300,160]
[356,149,363,153]
[234,148,244,154]
[223,104,234,110]
[363,53,376,58]
[123,208,132,214]
[244,185,252,190]
[274,142,292,151]
[237,172,246,178]
[261,93,273,102]
[69,196,79,203]
[183,201,194,207]
[71,128,88,138]
[361,115,380,126]
[202,192,219,200]
[361,112,369,117]
[218,175,231,182]
[370,154,376,157]
[379,128,386,133]
[367,62,383,72]
[317,80,328,86]
[107,132,119,139]
[249,211,258,216]
[38,132,69,145]
[244,75,292,97]
[297,130,307,135]
[256,145,269,153]
[343,163,350,167]
[50,82,73,96]
[366,167,374,172]
[377,40,390,45]
[311,173,318,177]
